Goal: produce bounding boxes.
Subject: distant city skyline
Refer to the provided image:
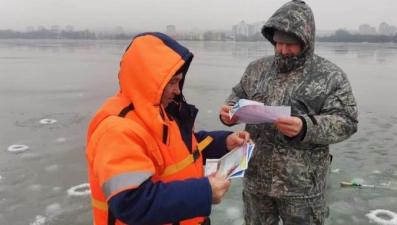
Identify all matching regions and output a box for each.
[9,20,397,36]
[2,0,396,33]
[4,20,397,34]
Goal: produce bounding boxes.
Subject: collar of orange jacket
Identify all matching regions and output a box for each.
[118,32,193,108]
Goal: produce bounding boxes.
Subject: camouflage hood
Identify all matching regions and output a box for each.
[262,0,315,73]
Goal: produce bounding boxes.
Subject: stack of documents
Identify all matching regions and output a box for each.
[204,143,255,179]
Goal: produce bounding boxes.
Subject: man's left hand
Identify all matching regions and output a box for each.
[226,131,251,151]
[274,116,303,137]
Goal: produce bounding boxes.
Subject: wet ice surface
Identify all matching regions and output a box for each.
[1,40,397,224]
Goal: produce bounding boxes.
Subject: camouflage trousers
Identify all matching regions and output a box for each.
[243,191,326,225]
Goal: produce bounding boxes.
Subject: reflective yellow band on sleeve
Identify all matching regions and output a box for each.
[160,136,213,178]
[92,198,108,211]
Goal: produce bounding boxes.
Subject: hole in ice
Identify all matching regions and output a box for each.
[39,119,57,125]
[67,183,91,196]
[7,145,29,153]
[366,209,397,225]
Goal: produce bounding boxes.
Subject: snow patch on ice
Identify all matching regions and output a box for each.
[7,144,29,153]
[56,138,66,143]
[39,119,57,125]
[366,209,397,225]
[67,183,91,196]
[46,203,62,217]
[30,215,47,225]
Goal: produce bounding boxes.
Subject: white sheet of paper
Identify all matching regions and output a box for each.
[229,99,291,124]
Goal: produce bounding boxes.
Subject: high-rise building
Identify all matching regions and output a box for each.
[389,26,397,36]
[51,25,60,33]
[252,21,266,34]
[378,22,389,35]
[232,21,265,37]
[359,24,377,35]
[65,25,74,32]
[166,25,176,37]
[232,21,249,37]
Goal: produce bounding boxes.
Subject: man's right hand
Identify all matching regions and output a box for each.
[208,176,231,204]
[220,105,239,125]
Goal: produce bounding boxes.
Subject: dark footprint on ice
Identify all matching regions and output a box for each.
[350,137,370,143]
[15,112,85,129]
[366,130,388,136]
[378,123,393,129]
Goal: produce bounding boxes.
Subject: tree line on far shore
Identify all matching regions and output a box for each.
[316,29,397,43]
[1,29,397,43]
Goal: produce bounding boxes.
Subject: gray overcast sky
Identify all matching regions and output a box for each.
[2,0,396,32]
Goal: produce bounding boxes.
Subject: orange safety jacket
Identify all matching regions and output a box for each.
[85,32,213,225]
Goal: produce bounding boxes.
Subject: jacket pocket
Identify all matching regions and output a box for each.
[277,149,313,194]
[290,95,317,116]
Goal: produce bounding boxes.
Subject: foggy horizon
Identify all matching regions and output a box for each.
[3,0,396,32]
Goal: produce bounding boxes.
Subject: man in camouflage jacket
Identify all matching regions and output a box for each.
[219,0,358,224]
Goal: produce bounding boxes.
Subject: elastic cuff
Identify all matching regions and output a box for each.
[219,114,235,127]
[202,177,213,214]
[297,116,307,141]
[299,114,314,142]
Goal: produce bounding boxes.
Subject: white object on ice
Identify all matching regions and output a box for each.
[366,209,397,225]
[7,144,29,153]
[39,119,57,125]
[53,187,62,192]
[67,183,91,196]
[30,215,47,225]
[56,137,66,143]
[28,184,41,192]
[45,165,59,172]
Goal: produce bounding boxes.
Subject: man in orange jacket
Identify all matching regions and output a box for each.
[85,32,251,225]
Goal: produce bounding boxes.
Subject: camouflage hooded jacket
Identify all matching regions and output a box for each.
[224,0,358,197]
